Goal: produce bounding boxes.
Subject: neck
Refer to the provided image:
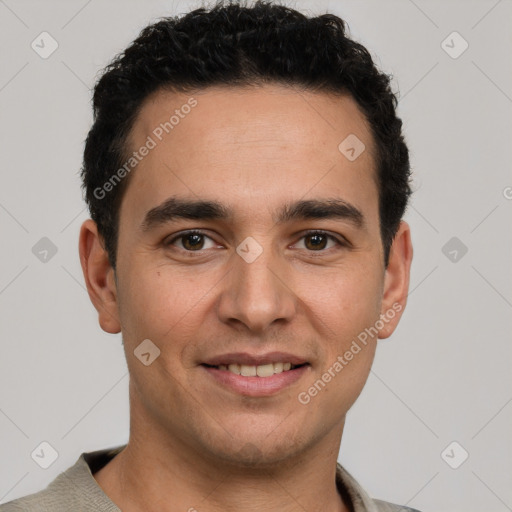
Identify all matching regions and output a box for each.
[94,387,350,512]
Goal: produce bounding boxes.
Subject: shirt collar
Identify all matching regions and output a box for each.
[336,463,381,512]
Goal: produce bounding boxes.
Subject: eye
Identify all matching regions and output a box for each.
[165,230,217,251]
[294,230,346,251]
[164,229,347,253]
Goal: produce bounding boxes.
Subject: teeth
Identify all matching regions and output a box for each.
[240,364,257,377]
[228,364,241,375]
[256,363,274,377]
[218,362,299,377]
[273,362,284,373]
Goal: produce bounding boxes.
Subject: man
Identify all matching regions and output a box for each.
[1,1,417,510]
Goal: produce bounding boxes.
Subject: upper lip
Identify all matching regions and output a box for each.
[202,352,308,367]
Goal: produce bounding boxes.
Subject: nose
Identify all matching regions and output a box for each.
[216,244,297,333]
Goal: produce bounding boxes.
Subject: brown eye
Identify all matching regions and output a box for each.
[166,230,216,251]
[304,233,328,250]
[181,233,205,250]
[295,231,344,252]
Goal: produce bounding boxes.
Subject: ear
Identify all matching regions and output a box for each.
[79,219,121,334]
[378,221,413,339]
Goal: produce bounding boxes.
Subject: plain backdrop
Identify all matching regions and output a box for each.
[0,1,511,511]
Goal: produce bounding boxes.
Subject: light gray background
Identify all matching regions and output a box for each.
[1,1,511,511]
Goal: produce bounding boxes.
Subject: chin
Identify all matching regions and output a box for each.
[198,426,314,470]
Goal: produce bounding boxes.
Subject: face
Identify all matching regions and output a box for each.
[82,84,411,467]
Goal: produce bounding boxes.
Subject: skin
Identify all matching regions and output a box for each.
[79,84,413,512]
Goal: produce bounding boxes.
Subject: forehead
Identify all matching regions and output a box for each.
[121,84,378,226]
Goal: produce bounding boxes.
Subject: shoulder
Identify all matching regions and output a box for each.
[336,463,423,512]
[0,486,59,511]
[0,446,124,512]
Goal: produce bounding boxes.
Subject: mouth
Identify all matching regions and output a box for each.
[200,353,310,397]
[202,362,308,378]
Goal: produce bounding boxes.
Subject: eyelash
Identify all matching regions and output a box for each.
[165,229,347,253]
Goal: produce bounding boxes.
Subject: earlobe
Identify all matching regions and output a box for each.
[79,219,121,334]
[378,221,413,339]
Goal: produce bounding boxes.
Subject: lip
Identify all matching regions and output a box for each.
[201,363,310,397]
[202,351,308,367]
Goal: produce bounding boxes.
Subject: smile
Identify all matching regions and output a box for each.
[201,359,310,397]
[207,362,304,378]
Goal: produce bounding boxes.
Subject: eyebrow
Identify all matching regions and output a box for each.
[141,196,365,231]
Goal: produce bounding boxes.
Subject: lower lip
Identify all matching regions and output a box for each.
[201,365,310,397]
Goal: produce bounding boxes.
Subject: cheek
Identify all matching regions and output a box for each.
[303,264,383,339]
[117,264,209,349]
[300,276,381,415]
[301,263,382,400]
